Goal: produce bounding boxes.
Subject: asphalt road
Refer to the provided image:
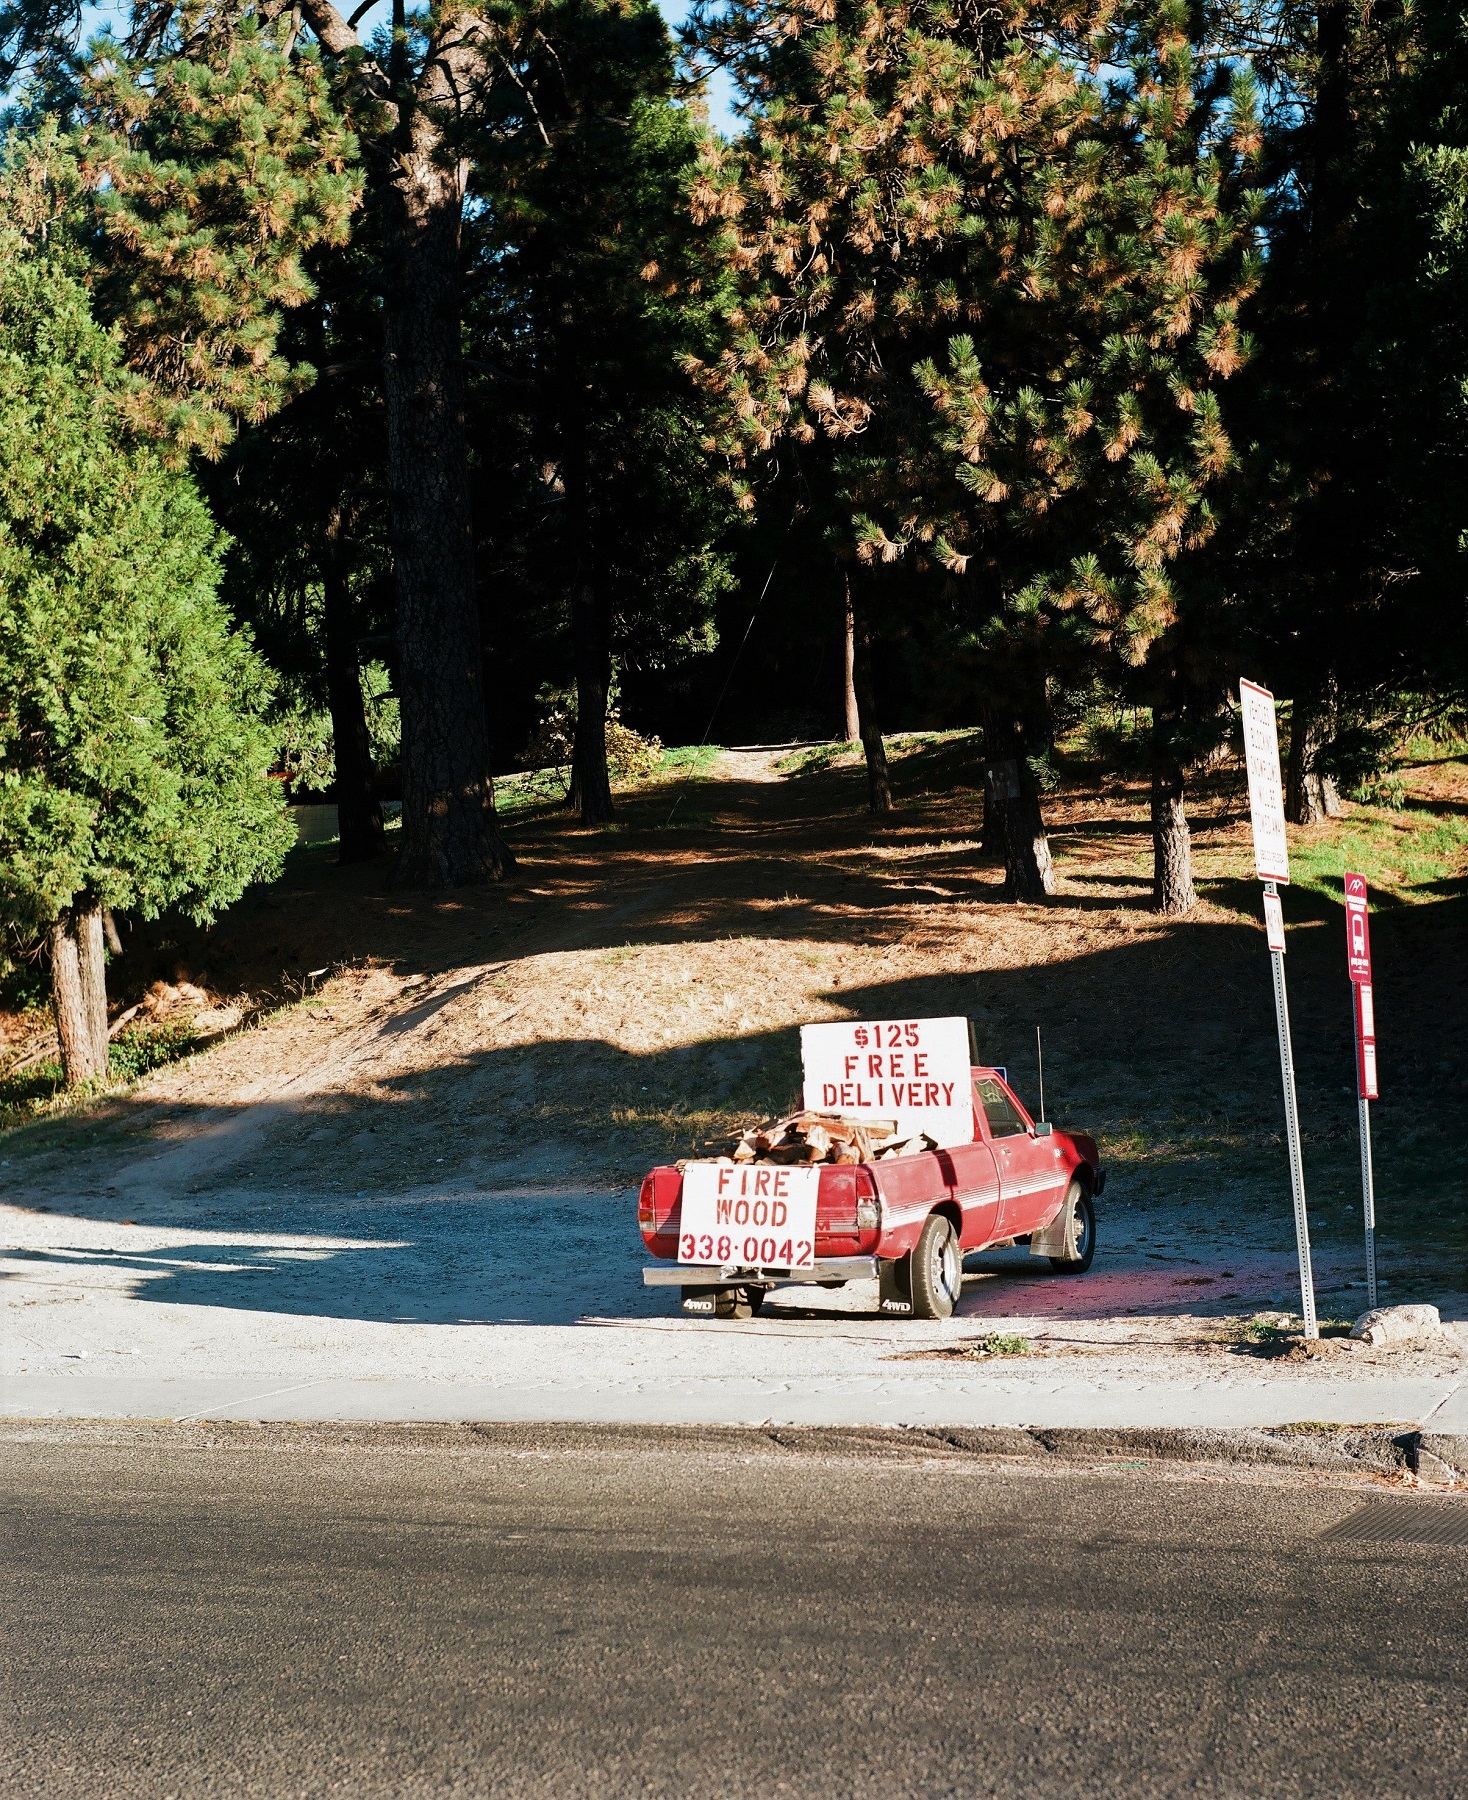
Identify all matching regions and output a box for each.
[5,1425,1467,1799]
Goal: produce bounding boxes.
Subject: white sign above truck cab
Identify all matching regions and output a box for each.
[799,1016,973,1149]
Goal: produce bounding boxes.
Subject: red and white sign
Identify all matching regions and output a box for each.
[800,1016,972,1147]
[1344,871,1372,983]
[1262,890,1287,953]
[677,1162,819,1269]
[1354,981,1379,1099]
[1240,680,1290,884]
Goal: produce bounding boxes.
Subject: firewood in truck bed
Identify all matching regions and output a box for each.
[685,1111,937,1169]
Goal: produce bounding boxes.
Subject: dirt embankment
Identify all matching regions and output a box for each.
[1,741,1463,1282]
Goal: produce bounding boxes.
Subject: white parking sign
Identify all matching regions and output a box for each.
[1240,679,1290,883]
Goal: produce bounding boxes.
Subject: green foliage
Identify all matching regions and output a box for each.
[1210,0,1468,744]
[107,1017,199,1080]
[464,2,739,750]
[271,663,398,795]
[520,682,665,783]
[689,0,1257,634]
[273,695,337,794]
[0,237,294,942]
[0,1017,199,1124]
[2,24,361,460]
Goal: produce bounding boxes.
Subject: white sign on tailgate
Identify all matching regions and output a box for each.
[799,1015,972,1148]
[1240,679,1290,883]
[677,1163,820,1269]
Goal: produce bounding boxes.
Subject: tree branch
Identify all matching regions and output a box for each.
[296,0,392,105]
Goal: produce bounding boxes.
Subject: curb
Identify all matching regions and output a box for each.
[4,1417,1466,1483]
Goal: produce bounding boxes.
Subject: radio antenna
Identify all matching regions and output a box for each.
[1035,1025,1046,1122]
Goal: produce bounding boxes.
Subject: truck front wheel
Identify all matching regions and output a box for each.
[907,1214,963,1320]
[1047,1184,1096,1273]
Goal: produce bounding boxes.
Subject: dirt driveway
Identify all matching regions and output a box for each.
[2,742,1464,1418]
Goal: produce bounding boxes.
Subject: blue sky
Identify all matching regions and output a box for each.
[63,0,738,133]
[657,0,738,132]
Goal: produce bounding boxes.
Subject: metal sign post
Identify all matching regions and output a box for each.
[1344,872,1379,1306]
[1240,680,1318,1338]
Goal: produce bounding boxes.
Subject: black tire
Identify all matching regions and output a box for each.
[1048,1185,1097,1273]
[907,1213,963,1320]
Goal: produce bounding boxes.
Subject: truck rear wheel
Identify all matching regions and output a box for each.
[907,1214,963,1320]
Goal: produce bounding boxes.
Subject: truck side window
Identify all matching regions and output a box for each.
[975,1078,1028,1139]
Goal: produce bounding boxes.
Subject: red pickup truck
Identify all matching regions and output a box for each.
[639,1067,1103,1319]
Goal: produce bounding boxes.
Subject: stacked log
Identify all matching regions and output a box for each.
[693,1111,937,1167]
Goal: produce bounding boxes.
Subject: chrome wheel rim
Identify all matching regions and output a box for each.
[939,1232,962,1301]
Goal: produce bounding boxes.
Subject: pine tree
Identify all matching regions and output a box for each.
[1218,0,1468,808]
[686,0,1103,857]
[0,238,293,1082]
[466,0,736,823]
[5,35,359,457]
[4,0,507,884]
[199,236,394,866]
[688,0,1259,902]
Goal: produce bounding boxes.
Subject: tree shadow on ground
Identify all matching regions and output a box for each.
[5,890,1464,1325]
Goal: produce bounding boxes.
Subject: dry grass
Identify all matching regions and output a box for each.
[1,738,1463,1284]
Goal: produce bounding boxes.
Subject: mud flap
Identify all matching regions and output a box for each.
[1029,1193,1077,1260]
[878,1258,912,1315]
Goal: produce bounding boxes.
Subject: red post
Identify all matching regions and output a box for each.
[1344,873,1378,1304]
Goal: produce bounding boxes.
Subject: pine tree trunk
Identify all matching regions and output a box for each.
[842,577,860,742]
[1150,731,1196,915]
[849,592,891,815]
[322,513,385,864]
[979,750,1000,855]
[978,698,1000,854]
[1285,680,1342,824]
[982,704,1056,900]
[568,580,614,825]
[559,370,614,826]
[50,902,109,1084]
[381,108,511,887]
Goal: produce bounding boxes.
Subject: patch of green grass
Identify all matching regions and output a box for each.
[0,1058,70,1122]
[1221,1314,1295,1345]
[1287,808,1468,901]
[777,742,850,775]
[495,743,718,821]
[107,1019,199,1081]
[658,743,723,779]
[0,1018,200,1132]
[967,1332,1032,1357]
[494,768,568,819]
[1401,729,1468,763]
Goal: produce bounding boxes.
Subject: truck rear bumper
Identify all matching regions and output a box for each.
[643,1257,878,1288]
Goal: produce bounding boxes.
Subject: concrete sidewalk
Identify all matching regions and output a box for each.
[6,1194,1465,1434]
[7,1358,1468,1431]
